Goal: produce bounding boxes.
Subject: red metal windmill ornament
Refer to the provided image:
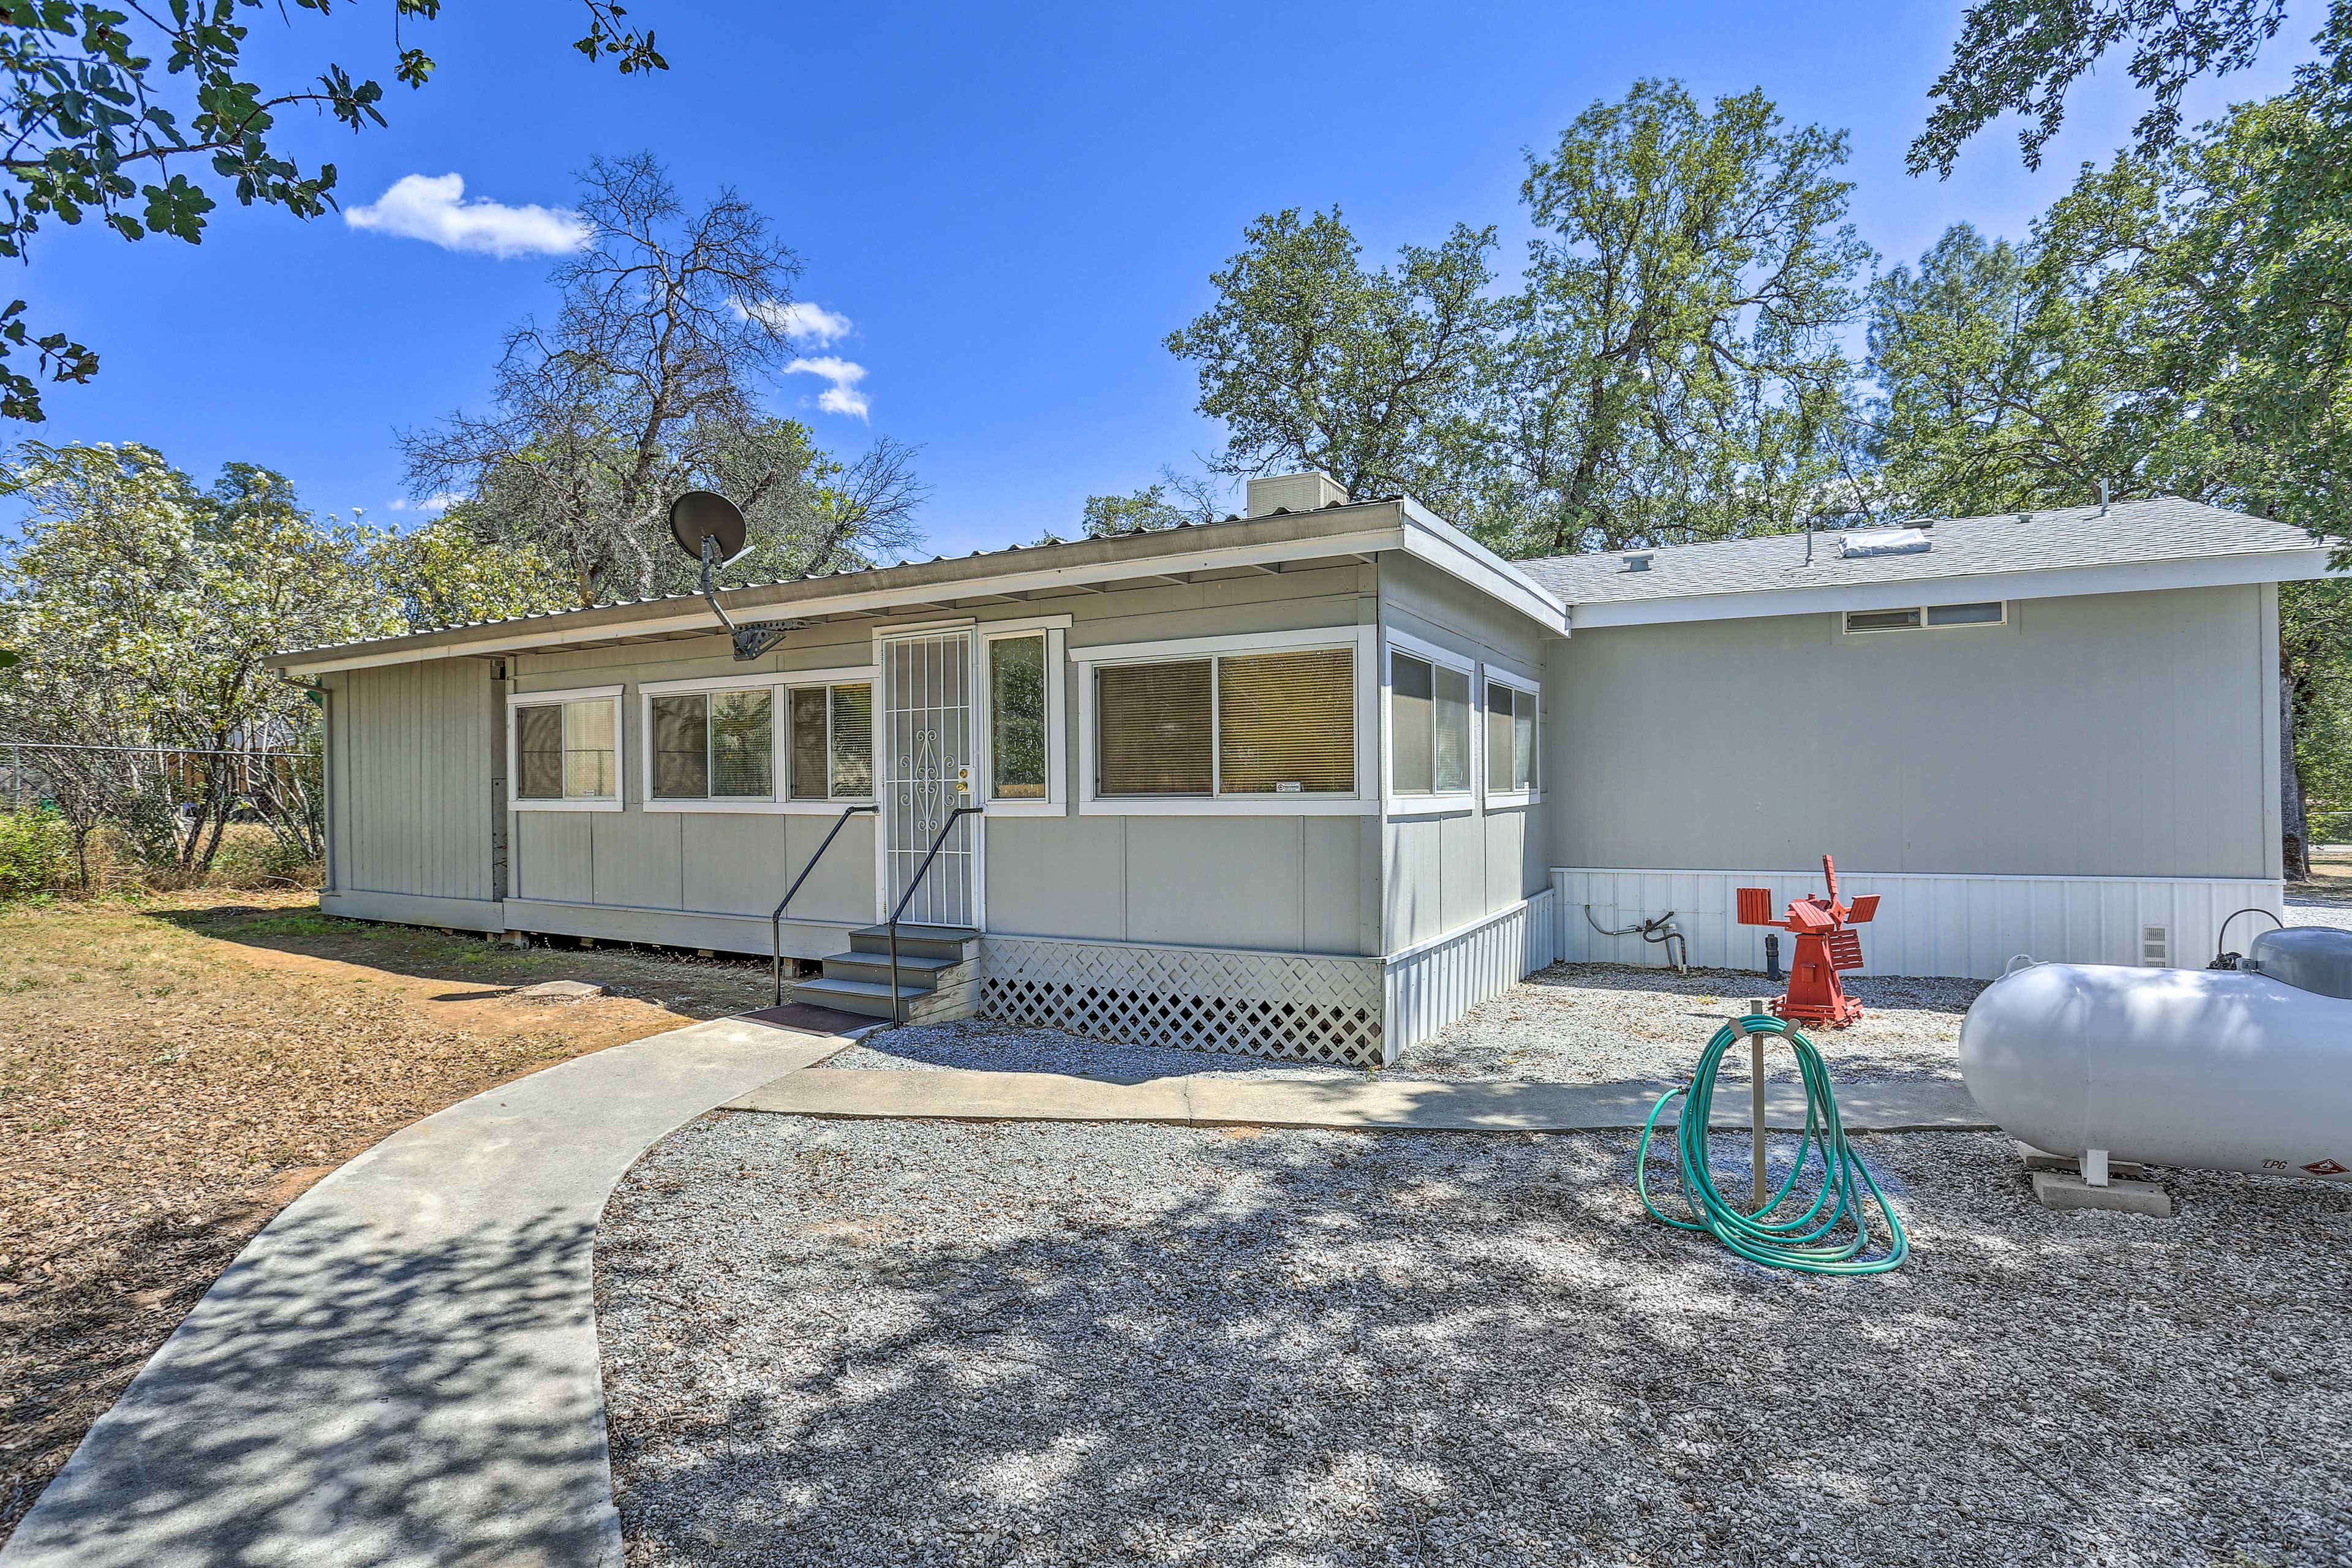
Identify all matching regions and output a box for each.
[1736,854,1878,1028]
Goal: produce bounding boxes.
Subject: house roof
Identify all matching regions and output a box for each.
[271,495,1565,673]
[1517,498,2334,629]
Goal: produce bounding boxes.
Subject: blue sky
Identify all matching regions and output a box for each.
[16,1,2325,557]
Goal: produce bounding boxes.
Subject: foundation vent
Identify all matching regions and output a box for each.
[2141,924,2170,967]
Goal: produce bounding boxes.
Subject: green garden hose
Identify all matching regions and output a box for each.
[1635,1014,1909,1275]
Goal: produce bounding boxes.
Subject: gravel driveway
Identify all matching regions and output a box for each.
[827,963,1983,1086]
[597,1113,2352,1568]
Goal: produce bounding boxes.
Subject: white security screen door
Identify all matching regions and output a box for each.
[881,630,978,927]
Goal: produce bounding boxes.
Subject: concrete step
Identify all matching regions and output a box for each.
[848,924,981,962]
[790,974,981,1024]
[818,951,963,990]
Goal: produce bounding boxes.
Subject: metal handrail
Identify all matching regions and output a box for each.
[886,805,981,1027]
[771,804,878,1006]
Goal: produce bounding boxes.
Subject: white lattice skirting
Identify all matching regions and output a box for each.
[1553,867,2285,981]
[980,937,1387,1066]
[979,891,1559,1069]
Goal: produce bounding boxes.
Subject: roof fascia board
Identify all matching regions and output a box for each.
[1393,494,1569,633]
[275,516,1411,674]
[1568,547,2342,629]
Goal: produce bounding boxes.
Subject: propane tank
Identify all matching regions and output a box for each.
[1960,929,2352,1183]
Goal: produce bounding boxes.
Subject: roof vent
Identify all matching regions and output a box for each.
[1246,470,1349,518]
[1839,527,1931,559]
[1623,552,1653,573]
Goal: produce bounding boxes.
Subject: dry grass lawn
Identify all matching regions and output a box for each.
[0,891,776,1540]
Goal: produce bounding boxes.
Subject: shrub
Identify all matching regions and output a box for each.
[0,809,74,900]
[203,823,320,889]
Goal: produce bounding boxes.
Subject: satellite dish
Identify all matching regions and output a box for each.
[668,490,747,565]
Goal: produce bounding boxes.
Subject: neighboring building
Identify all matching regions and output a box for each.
[270,477,2334,1066]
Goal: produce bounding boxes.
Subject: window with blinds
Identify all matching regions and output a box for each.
[1487,681,1537,794]
[1218,647,1354,793]
[709,690,774,797]
[514,696,618,802]
[1391,650,1471,796]
[1097,660,1212,796]
[786,682,874,801]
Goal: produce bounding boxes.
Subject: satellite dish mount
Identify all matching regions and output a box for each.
[666,490,802,661]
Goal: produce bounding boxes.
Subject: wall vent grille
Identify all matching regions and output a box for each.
[2141,924,2170,966]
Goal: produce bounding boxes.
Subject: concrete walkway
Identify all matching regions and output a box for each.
[0,1016,858,1568]
[727,1066,1992,1133]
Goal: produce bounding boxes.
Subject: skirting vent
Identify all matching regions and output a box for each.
[2141,924,2170,967]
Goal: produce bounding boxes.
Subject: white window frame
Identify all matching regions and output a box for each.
[1072,625,1379,816]
[636,663,877,815]
[1842,601,2010,635]
[507,685,625,813]
[977,624,1068,817]
[1383,628,1478,818]
[1482,660,1542,810]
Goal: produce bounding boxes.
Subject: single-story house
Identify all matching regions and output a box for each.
[269,473,2334,1066]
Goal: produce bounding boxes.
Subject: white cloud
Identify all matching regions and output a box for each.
[735,298,854,347]
[390,492,463,514]
[785,355,870,418]
[345,173,590,258]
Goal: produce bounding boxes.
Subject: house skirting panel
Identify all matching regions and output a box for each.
[322,888,506,932]
[1383,890,1559,1057]
[980,891,1559,1069]
[497,898,858,960]
[1551,867,2285,981]
[979,934,1389,1067]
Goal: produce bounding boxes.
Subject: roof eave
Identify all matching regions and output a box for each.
[1567,546,2342,630]
[270,503,1422,674]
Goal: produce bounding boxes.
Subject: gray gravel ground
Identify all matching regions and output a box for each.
[598,1114,2352,1568]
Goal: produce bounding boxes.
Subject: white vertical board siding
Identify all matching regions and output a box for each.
[1382,888,1558,1057]
[1551,867,2283,980]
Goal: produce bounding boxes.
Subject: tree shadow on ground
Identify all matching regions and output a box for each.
[144,899,774,1020]
[6,1205,619,1567]
[598,1118,2352,1568]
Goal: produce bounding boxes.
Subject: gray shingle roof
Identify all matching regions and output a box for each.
[1516,498,2324,606]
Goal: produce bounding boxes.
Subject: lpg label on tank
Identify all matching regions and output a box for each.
[2302,1158,2350,1177]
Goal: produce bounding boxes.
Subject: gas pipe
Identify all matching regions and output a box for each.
[1959,925,2352,1182]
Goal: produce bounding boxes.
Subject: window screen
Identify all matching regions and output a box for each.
[1391,653,1434,794]
[709,689,774,797]
[516,705,564,799]
[1218,647,1354,793]
[1097,660,1212,796]
[560,699,616,799]
[829,684,873,798]
[650,695,708,799]
[989,635,1047,799]
[1433,665,1471,793]
[788,688,829,799]
[1488,684,1537,794]
[1512,690,1536,791]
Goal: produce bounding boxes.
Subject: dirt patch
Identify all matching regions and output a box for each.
[0,889,775,1544]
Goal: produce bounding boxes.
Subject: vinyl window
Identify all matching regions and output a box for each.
[988,634,1049,800]
[1095,649,1355,799]
[513,695,620,804]
[1485,679,1537,797]
[1390,650,1472,796]
[649,690,775,801]
[788,682,875,801]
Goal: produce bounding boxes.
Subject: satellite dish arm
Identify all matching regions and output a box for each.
[697,535,802,662]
